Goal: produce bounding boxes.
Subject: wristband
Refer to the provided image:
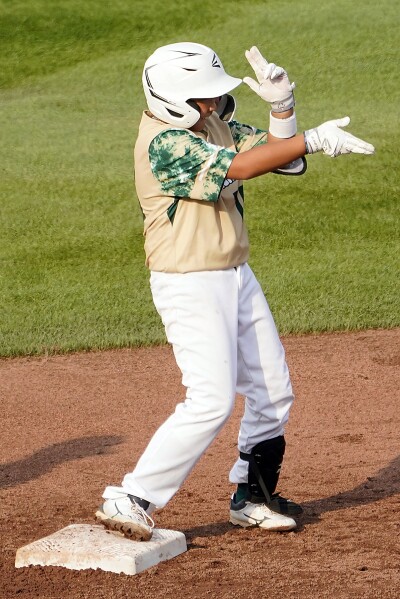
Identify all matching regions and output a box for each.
[269,111,297,138]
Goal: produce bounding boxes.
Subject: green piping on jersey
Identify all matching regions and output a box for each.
[233,185,245,219]
[167,198,179,224]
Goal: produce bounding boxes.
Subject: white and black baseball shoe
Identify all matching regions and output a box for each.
[95,490,154,541]
[229,494,297,531]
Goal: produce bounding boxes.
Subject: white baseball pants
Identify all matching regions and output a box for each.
[106,263,294,508]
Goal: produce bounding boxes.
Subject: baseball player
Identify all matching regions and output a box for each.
[95,42,374,540]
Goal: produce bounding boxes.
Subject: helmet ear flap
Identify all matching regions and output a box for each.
[187,100,201,115]
[216,94,236,122]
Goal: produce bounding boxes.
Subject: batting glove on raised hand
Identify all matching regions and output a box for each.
[304,117,375,157]
[244,46,295,112]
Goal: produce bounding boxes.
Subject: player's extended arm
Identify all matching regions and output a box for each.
[227,134,305,180]
[227,118,375,180]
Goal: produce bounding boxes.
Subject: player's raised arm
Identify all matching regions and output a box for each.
[227,47,375,181]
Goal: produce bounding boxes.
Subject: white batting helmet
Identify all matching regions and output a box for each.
[142,42,242,128]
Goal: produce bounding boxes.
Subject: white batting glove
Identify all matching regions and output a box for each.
[304,117,375,157]
[244,46,295,112]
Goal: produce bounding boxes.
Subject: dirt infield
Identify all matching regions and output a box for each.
[1,328,399,598]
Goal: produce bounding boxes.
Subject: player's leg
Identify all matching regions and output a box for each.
[96,269,239,538]
[228,263,300,530]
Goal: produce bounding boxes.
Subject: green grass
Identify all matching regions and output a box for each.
[1,0,399,356]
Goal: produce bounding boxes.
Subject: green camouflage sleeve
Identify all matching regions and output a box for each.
[228,120,268,152]
[149,129,236,202]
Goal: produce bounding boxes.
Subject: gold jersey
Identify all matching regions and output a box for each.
[134,111,268,273]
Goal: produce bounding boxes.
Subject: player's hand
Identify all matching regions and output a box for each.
[304,117,375,157]
[244,46,295,112]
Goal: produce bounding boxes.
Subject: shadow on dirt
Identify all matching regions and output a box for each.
[0,435,124,489]
[300,453,400,524]
[183,521,233,541]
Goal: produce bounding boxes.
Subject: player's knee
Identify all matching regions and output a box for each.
[188,391,234,426]
[208,393,235,424]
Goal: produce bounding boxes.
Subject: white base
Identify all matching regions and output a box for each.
[15,524,187,575]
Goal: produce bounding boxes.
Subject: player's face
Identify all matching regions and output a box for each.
[190,97,221,132]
